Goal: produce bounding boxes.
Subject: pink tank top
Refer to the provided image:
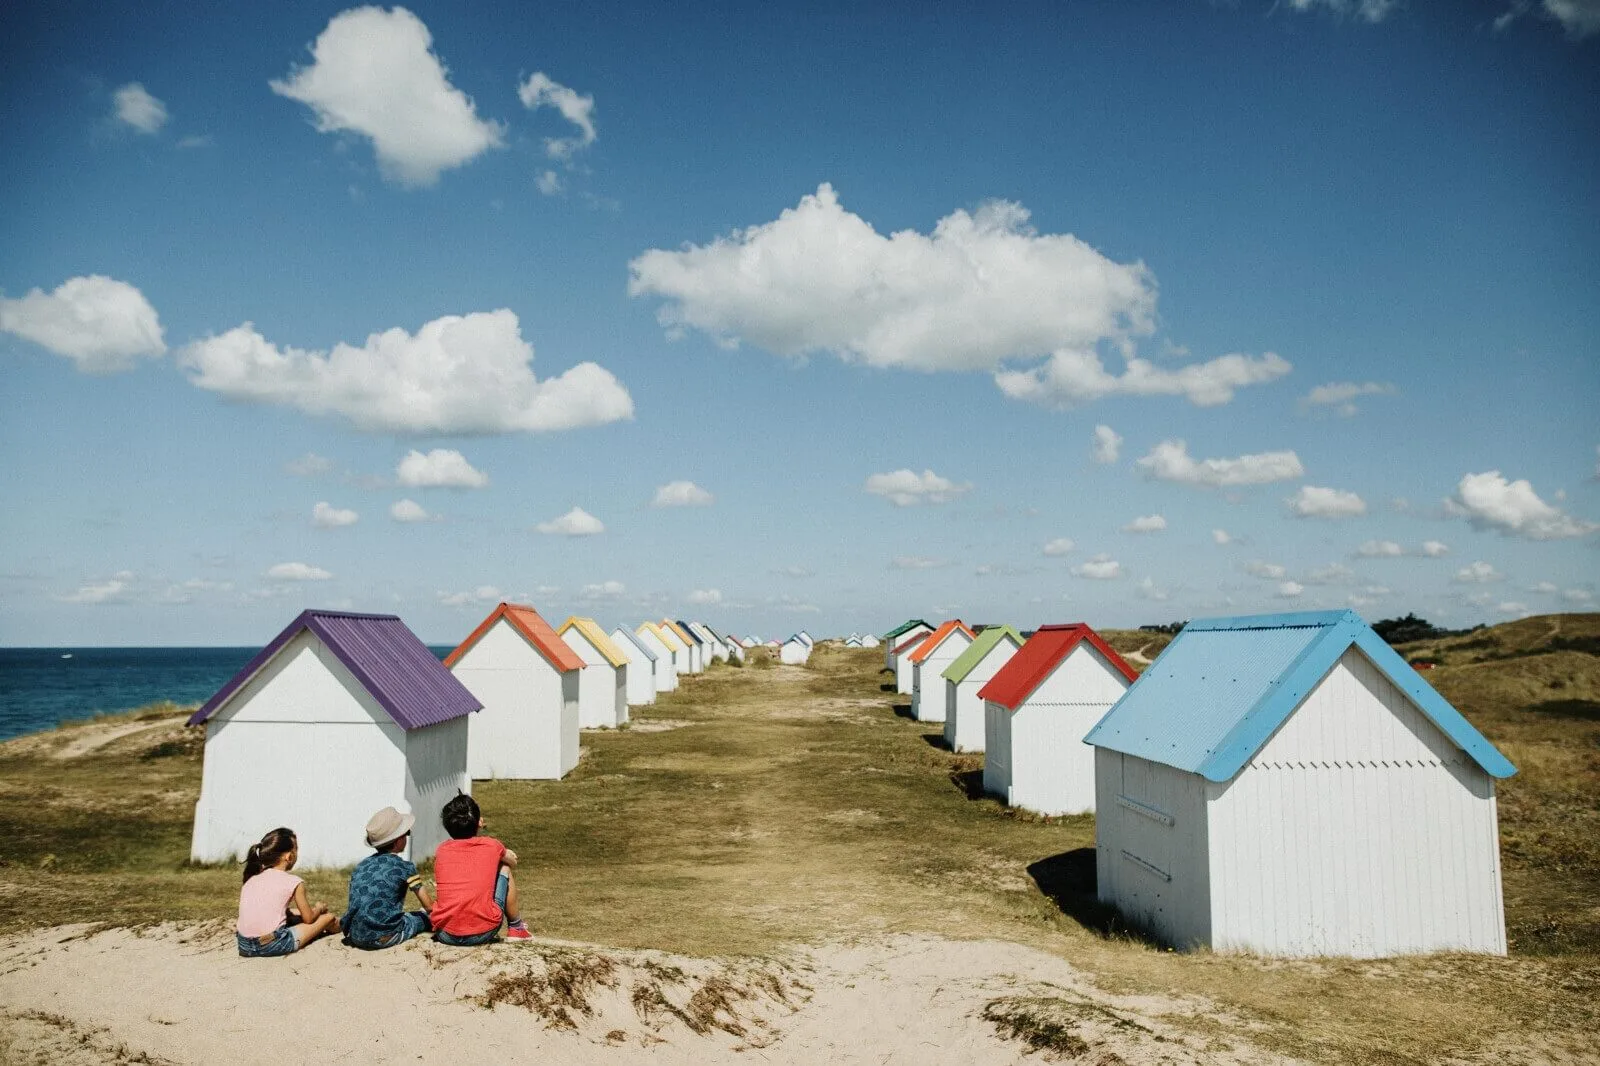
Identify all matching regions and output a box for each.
[238,868,301,938]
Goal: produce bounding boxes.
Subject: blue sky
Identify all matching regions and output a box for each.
[1,0,1596,646]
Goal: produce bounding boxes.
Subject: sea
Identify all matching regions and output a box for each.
[0,646,454,742]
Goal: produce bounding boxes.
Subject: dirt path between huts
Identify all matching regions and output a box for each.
[1,643,1596,1063]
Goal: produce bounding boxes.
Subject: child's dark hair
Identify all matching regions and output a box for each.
[441,793,481,840]
[243,827,296,883]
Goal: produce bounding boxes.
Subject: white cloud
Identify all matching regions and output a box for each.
[1287,485,1367,519]
[1496,601,1531,617]
[1,275,166,372]
[1454,560,1503,584]
[1042,537,1076,556]
[1136,577,1169,601]
[1092,424,1122,464]
[1529,581,1559,594]
[579,580,626,600]
[390,498,433,522]
[439,584,501,607]
[996,349,1291,410]
[287,452,333,477]
[652,480,714,507]
[1445,471,1598,541]
[1245,560,1287,580]
[312,501,359,528]
[1212,529,1233,545]
[1563,588,1595,604]
[1306,562,1355,585]
[687,588,723,606]
[266,562,332,581]
[1277,581,1306,598]
[1541,0,1600,39]
[57,577,129,604]
[1122,514,1167,533]
[1285,0,1399,23]
[1072,554,1122,580]
[535,506,604,536]
[629,184,1156,374]
[112,83,168,133]
[891,555,948,570]
[516,72,596,161]
[396,448,488,489]
[772,565,814,578]
[864,469,973,507]
[1420,540,1451,557]
[1356,539,1404,558]
[180,310,632,435]
[1299,380,1396,417]
[536,170,563,196]
[270,6,502,186]
[1135,439,1304,488]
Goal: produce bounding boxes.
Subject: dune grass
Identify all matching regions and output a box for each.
[0,621,1596,1062]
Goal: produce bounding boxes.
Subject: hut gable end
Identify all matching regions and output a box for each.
[212,630,393,728]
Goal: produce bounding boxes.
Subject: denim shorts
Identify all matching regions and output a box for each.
[237,925,297,957]
[349,910,432,950]
[434,872,509,947]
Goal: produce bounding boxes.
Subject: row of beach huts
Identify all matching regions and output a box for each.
[184,603,1514,960]
[881,610,1514,959]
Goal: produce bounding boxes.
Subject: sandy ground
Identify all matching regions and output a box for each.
[0,924,1289,1065]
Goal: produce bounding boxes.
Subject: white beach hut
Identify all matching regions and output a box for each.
[447,602,583,781]
[1083,610,1516,957]
[861,634,880,649]
[883,619,933,673]
[666,620,703,674]
[694,622,728,663]
[941,624,1023,753]
[635,622,681,693]
[559,617,630,728]
[780,634,810,664]
[610,625,659,707]
[893,630,931,694]
[909,620,975,722]
[979,624,1137,816]
[188,610,477,869]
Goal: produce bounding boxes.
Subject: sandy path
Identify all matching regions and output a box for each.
[48,721,166,760]
[0,925,1286,1065]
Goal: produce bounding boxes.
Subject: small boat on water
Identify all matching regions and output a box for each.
[60,653,72,659]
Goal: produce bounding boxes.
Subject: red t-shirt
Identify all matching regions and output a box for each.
[430,836,507,936]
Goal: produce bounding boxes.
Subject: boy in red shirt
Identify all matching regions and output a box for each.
[430,794,532,945]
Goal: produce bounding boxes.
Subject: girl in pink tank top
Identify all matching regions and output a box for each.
[236,828,341,957]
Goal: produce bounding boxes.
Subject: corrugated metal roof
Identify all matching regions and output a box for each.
[978,624,1137,710]
[673,620,705,646]
[610,625,658,662]
[1083,609,1517,781]
[560,616,630,668]
[190,610,480,730]
[665,620,699,647]
[943,624,1023,683]
[893,630,931,655]
[444,602,584,673]
[908,620,974,664]
[884,619,931,641]
[642,621,683,651]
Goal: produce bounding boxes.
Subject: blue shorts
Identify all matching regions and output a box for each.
[434,872,509,947]
[348,910,432,950]
[237,925,297,957]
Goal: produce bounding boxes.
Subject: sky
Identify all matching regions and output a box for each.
[1,0,1596,647]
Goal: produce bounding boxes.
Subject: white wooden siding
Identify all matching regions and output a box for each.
[982,701,1012,801]
[1005,645,1131,815]
[451,618,575,781]
[562,628,623,728]
[403,716,471,861]
[1205,649,1506,957]
[1095,749,1212,948]
[911,632,973,722]
[944,639,1022,752]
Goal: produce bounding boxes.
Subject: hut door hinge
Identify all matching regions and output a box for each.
[1117,794,1175,827]
[1121,849,1172,882]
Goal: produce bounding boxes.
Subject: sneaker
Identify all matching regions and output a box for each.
[503,924,533,941]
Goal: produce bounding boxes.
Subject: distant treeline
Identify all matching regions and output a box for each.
[1138,622,1186,635]
[1136,614,1483,645]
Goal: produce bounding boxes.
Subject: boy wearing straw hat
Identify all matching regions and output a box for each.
[342,806,434,950]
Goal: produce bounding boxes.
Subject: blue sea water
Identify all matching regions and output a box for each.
[0,646,456,741]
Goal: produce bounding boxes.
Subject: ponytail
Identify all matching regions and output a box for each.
[243,827,297,882]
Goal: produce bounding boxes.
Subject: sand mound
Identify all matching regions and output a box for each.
[0,925,1291,1064]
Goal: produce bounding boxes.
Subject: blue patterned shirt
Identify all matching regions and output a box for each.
[343,852,417,945]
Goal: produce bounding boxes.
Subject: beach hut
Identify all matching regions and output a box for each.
[909,620,976,722]
[861,634,880,648]
[892,630,930,694]
[723,635,746,664]
[694,622,727,663]
[941,624,1023,753]
[979,624,1137,816]
[668,620,704,674]
[656,620,694,677]
[780,634,810,664]
[559,617,629,728]
[610,625,659,707]
[188,610,477,869]
[447,602,583,781]
[844,634,863,648]
[741,636,758,649]
[635,622,681,693]
[1083,610,1515,957]
[883,619,933,672]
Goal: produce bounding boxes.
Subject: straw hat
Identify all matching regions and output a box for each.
[364,806,415,847]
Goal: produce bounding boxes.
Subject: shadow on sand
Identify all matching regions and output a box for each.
[921,732,951,751]
[890,702,915,720]
[1027,848,1165,946]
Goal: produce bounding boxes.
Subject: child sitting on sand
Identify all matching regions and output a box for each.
[236,827,339,957]
[430,794,532,945]
[342,806,433,950]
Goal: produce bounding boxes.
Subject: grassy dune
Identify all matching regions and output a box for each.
[0,617,1596,1062]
